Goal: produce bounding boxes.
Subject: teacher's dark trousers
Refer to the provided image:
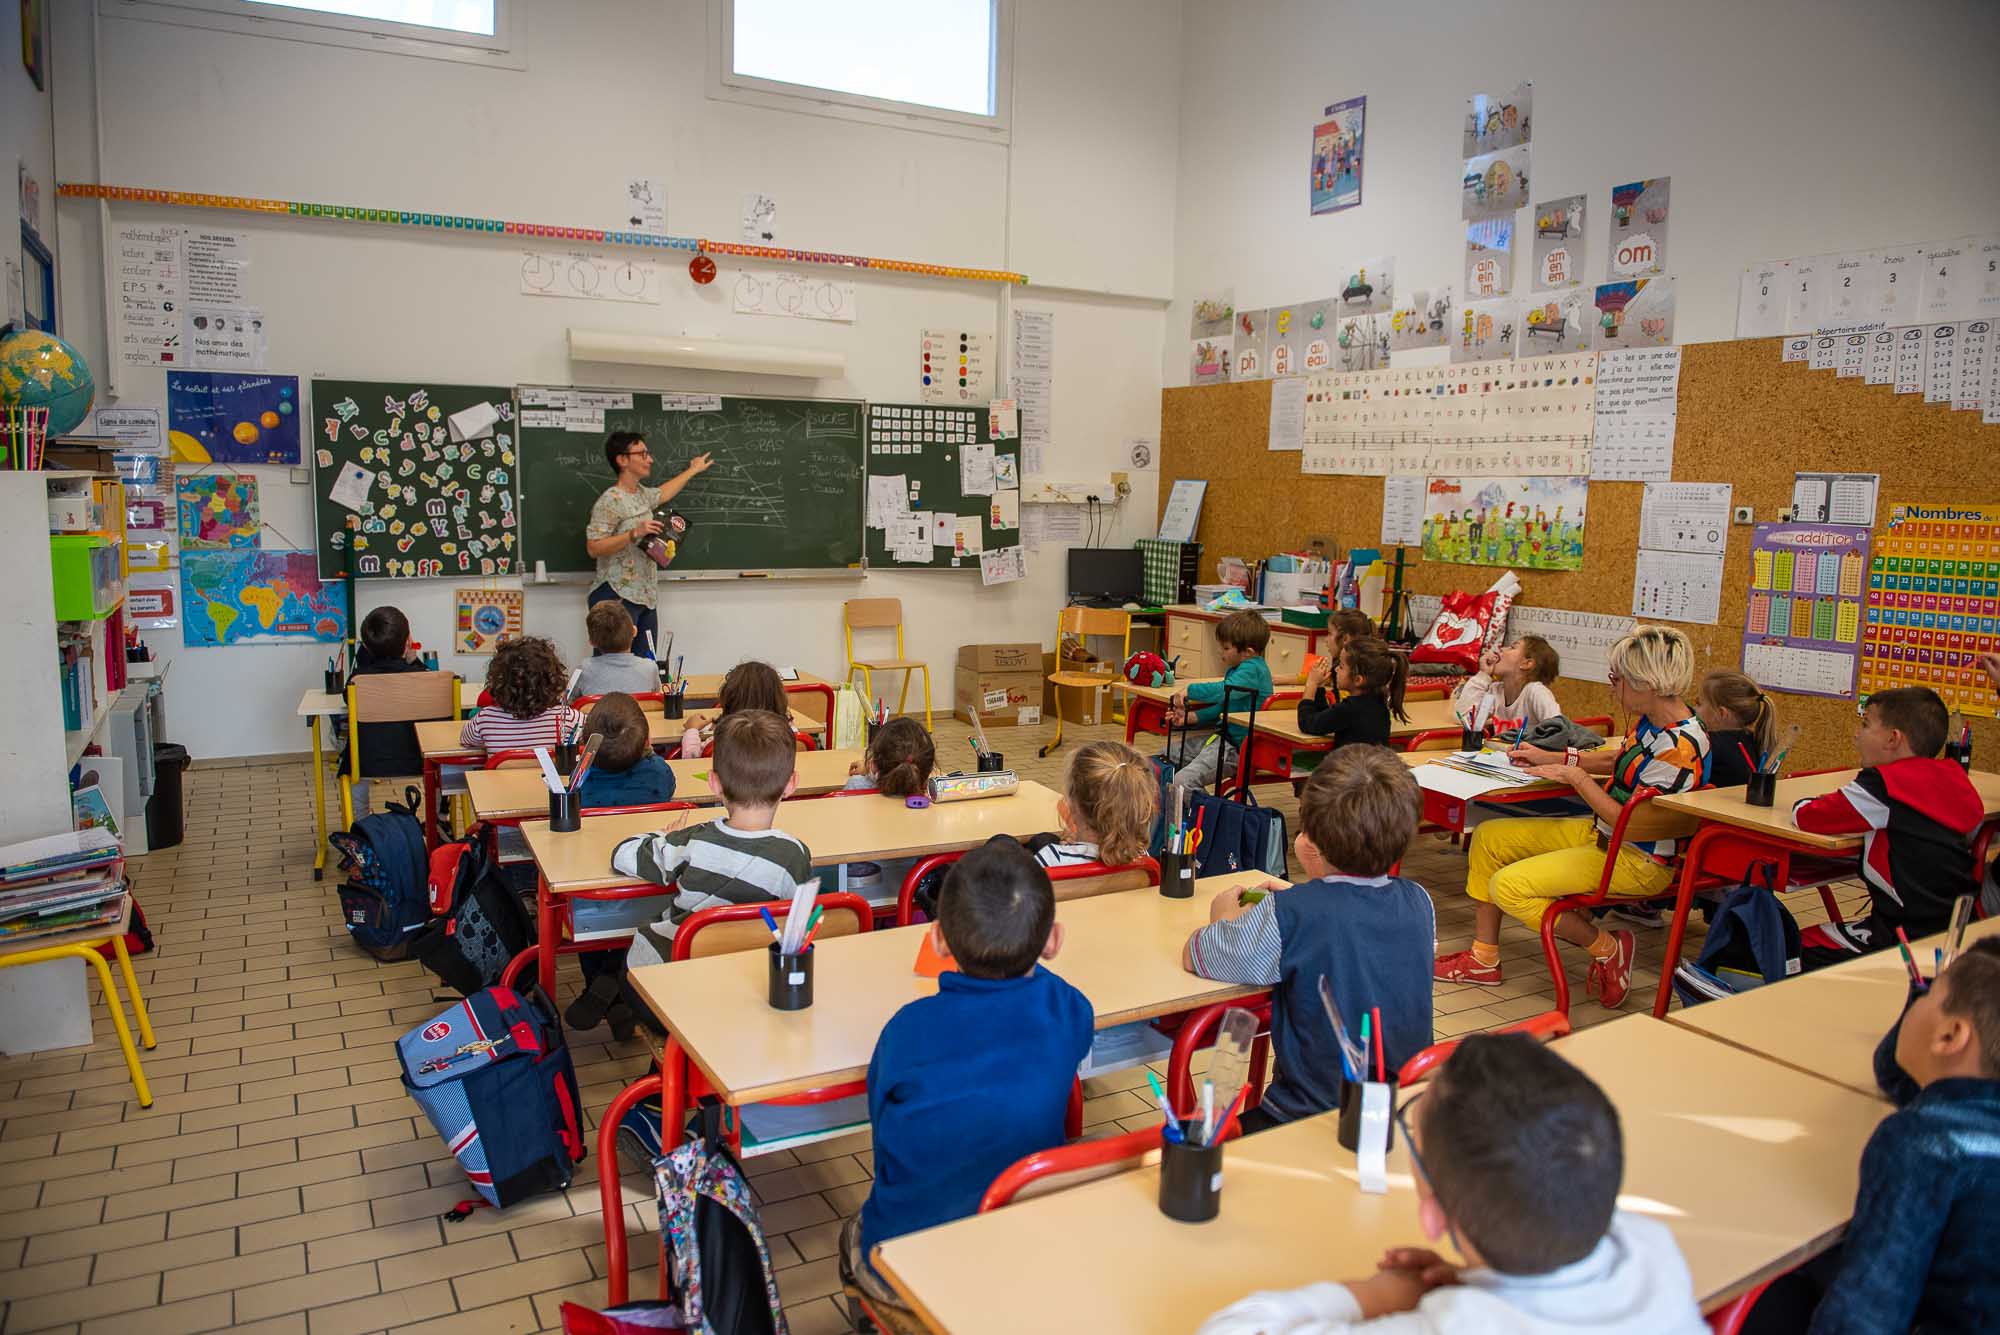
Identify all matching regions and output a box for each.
[587,582,659,659]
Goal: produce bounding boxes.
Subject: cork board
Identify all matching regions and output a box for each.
[1159,339,1998,771]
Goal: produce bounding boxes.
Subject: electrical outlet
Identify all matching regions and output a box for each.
[1732,505,1754,525]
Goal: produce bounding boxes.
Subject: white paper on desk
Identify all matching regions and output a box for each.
[1267,376,1307,451]
[1380,475,1424,546]
[446,401,499,443]
[959,442,996,496]
[1413,760,1536,802]
[328,459,375,513]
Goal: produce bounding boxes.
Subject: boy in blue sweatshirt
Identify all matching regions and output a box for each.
[1184,744,1434,1132]
[1165,609,1277,793]
[1747,939,2000,1334]
[841,836,1093,1318]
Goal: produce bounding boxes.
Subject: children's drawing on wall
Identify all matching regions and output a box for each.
[1423,474,1586,572]
[1388,288,1454,352]
[1532,195,1587,290]
[1338,255,1394,316]
[1461,145,1530,220]
[1463,82,1532,156]
[1335,314,1387,372]
[1189,335,1234,386]
[1298,299,1335,371]
[1607,178,1671,276]
[1592,277,1677,350]
[1453,296,1518,364]
[1267,304,1303,377]
[1518,287,1591,355]
[1233,308,1269,380]
[1464,217,1514,298]
[1190,295,1234,339]
[1309,96,1366,215]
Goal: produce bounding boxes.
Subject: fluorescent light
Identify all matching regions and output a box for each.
[567,329,846,379]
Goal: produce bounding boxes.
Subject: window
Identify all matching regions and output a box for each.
[714,0,1007,137]
[116,0,519,68]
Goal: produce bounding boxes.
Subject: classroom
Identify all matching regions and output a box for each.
[3,0,1999,1331]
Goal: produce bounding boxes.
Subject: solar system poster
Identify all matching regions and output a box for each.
[165,371,303,465]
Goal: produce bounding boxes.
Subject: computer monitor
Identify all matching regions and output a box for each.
[1067,547,1145,606]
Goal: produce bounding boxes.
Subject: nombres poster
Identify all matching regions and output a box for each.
[1860,503,2000,715]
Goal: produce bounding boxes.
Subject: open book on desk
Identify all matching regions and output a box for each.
[1413,750,1547,800]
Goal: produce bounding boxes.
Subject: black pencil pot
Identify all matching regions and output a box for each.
[768,943,814,1011]
[1157,1136,1224,1223]
[1745,772,1778,807]
[1338,1076,1400,1154]
[1459,727,1482,752]
[660,692,684,720]
[548,789,581,833]
[977,751,1006,774]
[1945,740,1972,772]
[324,669,344,695]
[866,720,884,746]
[554,743,578,778]
[1158,850,1196,898]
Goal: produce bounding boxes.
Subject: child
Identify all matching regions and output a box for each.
[576,693,676,809]
[344,605,432,812]
[1197,1033,1706,1334]
[681,659,788,759]
[1452,635,1561,740]
[1743,940,2000,1333]
[1297,637,1410,748]
[1027,739,1158,869]
[459,635,583,751]
[841,836,1092,1320]
[610,709,812,969]
[573,601,661,700]
[1790,686,1982,969]
[842,716,936,797]
[1695,668,1775,788]
[1165,610,1276,793]
[1183,746,1434,1132]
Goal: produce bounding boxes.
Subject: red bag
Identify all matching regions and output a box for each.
[92,897,154,962]
[1410,589,1502,672]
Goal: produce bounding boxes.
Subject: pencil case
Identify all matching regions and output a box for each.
[927,770,1019,803]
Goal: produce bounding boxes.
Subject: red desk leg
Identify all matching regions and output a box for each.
[601,1072,665,1308]
[422,758,440,848]
[1126,697,1169,745]
[538,870,559,997]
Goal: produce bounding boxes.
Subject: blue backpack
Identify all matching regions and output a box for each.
[1671,864,1801,1005]
[397,985,586,1210]
[329,785,430,960]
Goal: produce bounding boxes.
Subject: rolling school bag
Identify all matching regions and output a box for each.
[328,784,430,961]
[410,832,537,996]
[397,985,585,1209]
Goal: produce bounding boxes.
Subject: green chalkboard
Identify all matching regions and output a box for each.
[863,402,1022,570]
[515,389,866,574]
[309,379,520,580]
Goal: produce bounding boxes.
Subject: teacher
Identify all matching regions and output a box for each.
[584,430,712,658]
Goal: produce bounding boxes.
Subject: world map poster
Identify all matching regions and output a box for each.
[179,550,347,647]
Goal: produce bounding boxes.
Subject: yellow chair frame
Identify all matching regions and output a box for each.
[341,672,461,829]
[1040,606,1131,757]
[843,598,932,728]
[0,897,156,1107]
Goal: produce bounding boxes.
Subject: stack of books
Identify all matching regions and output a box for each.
[0,828,124,944]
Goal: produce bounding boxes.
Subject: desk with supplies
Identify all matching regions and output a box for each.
[463,748,866,822]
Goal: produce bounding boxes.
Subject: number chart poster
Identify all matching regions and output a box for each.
[1860,503,2000,716]
[1421,475,1586,571]
[1741,523,1870,699]
[1309,96,1366,215]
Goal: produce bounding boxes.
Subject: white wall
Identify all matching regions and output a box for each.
[6,0,56,311]
[1167,0,2000,380]
[50,0,1179,759]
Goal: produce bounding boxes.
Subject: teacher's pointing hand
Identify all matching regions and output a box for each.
[686,452,715,477]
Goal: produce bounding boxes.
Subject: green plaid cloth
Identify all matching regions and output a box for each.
[1135,539,1200,607]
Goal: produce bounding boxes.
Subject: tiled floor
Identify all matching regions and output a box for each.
[0,714,1872,1333]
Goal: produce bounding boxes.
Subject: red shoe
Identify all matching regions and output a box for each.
[1588,930,1636,1008]
[1434,949,1503,986]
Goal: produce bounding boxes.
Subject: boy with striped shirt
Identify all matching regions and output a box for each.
[610,709,813,968]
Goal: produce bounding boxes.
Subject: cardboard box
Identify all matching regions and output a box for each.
[1043,651,1117,725]
[954,642,1044,729]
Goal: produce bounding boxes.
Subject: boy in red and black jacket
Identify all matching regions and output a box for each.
[1791,687,1982,970]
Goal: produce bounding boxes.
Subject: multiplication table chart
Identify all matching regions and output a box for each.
[1741,522,1871,698]
[1860,503,2000,716]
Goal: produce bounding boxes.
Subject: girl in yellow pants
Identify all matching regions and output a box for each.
[1436,626,1710,1008]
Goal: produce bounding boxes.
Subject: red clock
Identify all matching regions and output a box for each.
[689,255,717,285]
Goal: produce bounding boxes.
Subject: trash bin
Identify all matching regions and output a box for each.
[146,743,190,851]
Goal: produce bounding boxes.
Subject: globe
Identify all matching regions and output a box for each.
[0,328,97,438]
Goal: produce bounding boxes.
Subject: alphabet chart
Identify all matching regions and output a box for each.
[1300,354,1596,477]
[1740,523,1870,698]
[1860,503,2000,716]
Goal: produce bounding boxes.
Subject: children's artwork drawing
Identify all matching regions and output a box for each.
[1189,335,1234,386]
[1461,145,1530,220]
[175,473,260,549]
[1607,178,1671,276]
[1387,288,1454,352]
[1592,277,1677,350]
[1338,256,1394,316]
[1310,96,1366,215]
[1233,308,1269,381]
[1463,82,1532,156]
[1189,295,1234,339]
[1453,297,1518,364]
[1532,195,1587,290]
[1464,217,1514,298]
[165,372,302,466]
[1423,475,1586,571]
[455,587,523,654]
[1517,288,1591,356]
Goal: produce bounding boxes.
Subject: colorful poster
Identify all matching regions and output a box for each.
[1740,523,1870,699]
[1309,96,1366,215]
[1462,145,1530,220]
[1386,289,1453,352]
[1189,335,1233,386]
[1233,308,1269,381]
[175,474,259,549]
[1463,82,1532,156]
[1531,195,1587,290]
[1464,218,1514,298]
[456,587,524,654]
[166,371,301,465]
[1517,287,1592,356]
[1592,277,1676,350]
[1860,503,2000,716]
[1421,475,1587,571]
[1338,256,1394,316]
[1607,178,1671,277]
[178,550,347,648]
[1453,297,1517,364]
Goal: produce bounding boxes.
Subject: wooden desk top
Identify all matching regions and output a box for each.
[1163,605,1318,634]
[522,779,1065,891]
[872,1016,1888,1332]
[1652,769,2000,851]
[463,749,865,820]
[297,688,344,718]
[626,871,1268,1106]
[1231,695,1458,745]
[417,707,822,759]
[1667,915,2000,1099]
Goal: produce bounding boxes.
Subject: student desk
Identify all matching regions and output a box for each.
[871,1016,1890,1333]
[459,671,837,719]
[1223,697,1460,792]
[1646,769,2000,1018]
[516,780,1066,995]
[1666,914,2000,1099]
[623,870,1268,1128]
[1110,677,1219,745]
[462,748,864,821]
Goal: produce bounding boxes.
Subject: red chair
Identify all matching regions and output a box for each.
[894,851,1161,926]
[1396,1010,1570,1085]
[1707,1278,1773,1334]
[1165,999,1274,1117]
[574,691,667,709]
[978,1094,1239,1213]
